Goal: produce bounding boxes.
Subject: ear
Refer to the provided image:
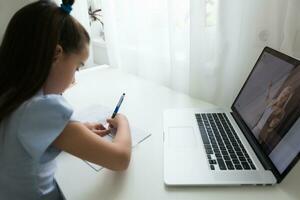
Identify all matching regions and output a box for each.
[53,45,63,62]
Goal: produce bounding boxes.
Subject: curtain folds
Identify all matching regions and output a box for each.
[102,0,300,106]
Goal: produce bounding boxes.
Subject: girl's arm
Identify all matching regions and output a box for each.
[53,114,131,171]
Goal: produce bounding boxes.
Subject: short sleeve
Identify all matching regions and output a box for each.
[17,94,73,160]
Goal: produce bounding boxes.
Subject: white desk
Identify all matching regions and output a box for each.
[55,66,300,200]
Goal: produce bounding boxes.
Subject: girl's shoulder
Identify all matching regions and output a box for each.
[24,94,73,114]
[15,93,74,160]
[11,93,74,126]
[18,93,74,131]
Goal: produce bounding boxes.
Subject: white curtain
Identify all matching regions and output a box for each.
[102,0,300,106]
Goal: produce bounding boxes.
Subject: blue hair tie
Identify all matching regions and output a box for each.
[60,3,72,14]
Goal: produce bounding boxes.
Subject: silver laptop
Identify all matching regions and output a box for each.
[163,47,300,185]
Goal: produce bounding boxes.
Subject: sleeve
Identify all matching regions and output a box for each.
[17,95,73,160]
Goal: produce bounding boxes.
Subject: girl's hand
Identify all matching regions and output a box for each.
[106,114,129,129]
[83,122,110,137]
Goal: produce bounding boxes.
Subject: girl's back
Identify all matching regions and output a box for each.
[0,92,72,199]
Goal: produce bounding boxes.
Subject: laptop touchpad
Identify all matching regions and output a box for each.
[168,127,197,147]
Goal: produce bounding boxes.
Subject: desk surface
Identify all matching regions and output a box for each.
[55,66,300,200]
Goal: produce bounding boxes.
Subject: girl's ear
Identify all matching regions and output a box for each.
[53,45,63,62]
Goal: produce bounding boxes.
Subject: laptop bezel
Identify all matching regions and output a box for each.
[231,46,300,183]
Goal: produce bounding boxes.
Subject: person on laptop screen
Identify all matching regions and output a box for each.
[255,66,300,154]
[252,85,293,138]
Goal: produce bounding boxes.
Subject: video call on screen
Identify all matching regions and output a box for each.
[234,51,300,173]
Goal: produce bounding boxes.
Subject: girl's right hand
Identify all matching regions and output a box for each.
[106,114,128,129]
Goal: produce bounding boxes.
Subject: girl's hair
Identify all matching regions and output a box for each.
[0,0,90,122]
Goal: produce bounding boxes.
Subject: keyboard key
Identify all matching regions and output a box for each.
[223,155,231,161]
[242,149,248,154]
[217,159,227,170]
[225,161,234,170]
[201,135,210,144]
[221,151,228,156]
[250,163,256,170]
[224,141,231,145]
[247,159,253,164]
[235,164,243,170]
[210,165,215,170]
[236,151,244,157]
[234,146,241,151]
[228,149,235,154]
[238,157,246,162]
[214,149,220,154]
[232,143,239,147]
[241,162,250,170]
[213,151,221,155]
[206,148,213,154]
[232,159,240,164]
[220,147,227,151]
[209,160,217,165]
[215,153,222,158]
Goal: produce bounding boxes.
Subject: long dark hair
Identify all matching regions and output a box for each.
[0,0,90,122]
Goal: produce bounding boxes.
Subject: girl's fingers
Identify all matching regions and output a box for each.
[96,123,106,130]
[85,122,106,130]
[83,122,110,136]
[93,129,110,137]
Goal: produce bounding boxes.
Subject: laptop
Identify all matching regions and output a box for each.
[163,47,300,185]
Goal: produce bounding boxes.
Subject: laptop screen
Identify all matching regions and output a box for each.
[233,49,300,174]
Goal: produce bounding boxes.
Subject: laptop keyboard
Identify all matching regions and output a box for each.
[195,113,256,171]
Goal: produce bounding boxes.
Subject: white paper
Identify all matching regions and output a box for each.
[71,105,151,171]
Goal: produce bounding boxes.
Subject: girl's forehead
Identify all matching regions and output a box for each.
[72,44,89,61]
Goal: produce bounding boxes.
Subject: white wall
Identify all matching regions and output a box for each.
[0,0,30,43]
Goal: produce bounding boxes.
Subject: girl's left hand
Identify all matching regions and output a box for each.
[83,122,110,137]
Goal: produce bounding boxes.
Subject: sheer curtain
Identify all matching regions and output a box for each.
[102,0,300,106]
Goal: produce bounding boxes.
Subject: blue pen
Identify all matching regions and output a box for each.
[111,93,125,118]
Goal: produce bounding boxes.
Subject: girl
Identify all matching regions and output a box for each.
[0,1,132,199]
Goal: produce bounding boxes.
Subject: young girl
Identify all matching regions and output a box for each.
[0,1,131,199]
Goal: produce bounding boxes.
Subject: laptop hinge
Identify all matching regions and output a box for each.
[230,112,274,171]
